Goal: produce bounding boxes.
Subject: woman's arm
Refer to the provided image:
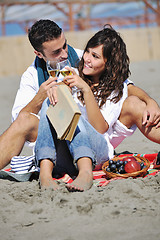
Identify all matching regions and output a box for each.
[64,69,109,134]
[82,87,109,133]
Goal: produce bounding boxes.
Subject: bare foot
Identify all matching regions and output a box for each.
[39,159,59,190]
[39,175,59,190]
[66,171,93,192]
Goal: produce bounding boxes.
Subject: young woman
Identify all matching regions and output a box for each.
[35,25,160,191]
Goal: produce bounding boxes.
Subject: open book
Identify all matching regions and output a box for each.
[47,83,81,141]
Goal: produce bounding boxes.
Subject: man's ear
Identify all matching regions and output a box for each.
[34,50,43,59]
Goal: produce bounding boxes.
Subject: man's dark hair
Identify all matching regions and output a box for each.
[28,19,62,54]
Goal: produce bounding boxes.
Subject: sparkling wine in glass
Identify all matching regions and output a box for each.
[46,60,59,77]
[58,59,80,94]
[58,59,72,77]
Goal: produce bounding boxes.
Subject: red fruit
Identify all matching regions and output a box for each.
[124,159,141,173]
[123,156,137,162]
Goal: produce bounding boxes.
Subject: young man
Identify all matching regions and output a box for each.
[0,19,83,170]
[0,19,160,171]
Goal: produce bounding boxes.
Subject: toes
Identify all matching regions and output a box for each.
[66,184,84,192]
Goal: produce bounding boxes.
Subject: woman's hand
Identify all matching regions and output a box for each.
[63,67,90,93]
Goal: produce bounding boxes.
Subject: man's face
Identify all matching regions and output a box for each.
[35,32,68,62]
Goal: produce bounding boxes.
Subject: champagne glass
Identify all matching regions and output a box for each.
[46,60,59,77]
[58,59,72,77]
[58,59,79,94]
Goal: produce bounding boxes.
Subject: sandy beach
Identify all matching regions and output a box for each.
[0,60,160,240]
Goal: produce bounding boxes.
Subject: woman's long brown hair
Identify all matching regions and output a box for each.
[78,25,130,108]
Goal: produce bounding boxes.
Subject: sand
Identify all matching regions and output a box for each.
[0,60,160,240]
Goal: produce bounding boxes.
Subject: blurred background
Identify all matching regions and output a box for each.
[0,0,160,77]
[0,0,159,36]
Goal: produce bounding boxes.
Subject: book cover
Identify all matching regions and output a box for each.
[47,83,81,141]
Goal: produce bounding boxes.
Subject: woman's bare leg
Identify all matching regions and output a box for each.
[119,96,160,143]
[66,157,93,191]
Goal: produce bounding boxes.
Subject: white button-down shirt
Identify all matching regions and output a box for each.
[12,48,83,122]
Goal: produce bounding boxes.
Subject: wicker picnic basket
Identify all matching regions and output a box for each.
[102,155,150,179]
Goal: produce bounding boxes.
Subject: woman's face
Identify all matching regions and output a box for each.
[82,45,106,82]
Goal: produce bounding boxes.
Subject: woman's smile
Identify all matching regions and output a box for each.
[82,45,106,82]
[84,63,92,69]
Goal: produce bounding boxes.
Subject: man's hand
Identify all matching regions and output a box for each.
[128,84,160,128]
[22,76,58,114]
[46,84,58,105]
[142,99,160,128]
[38,76,58,104]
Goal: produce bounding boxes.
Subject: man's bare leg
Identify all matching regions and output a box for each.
[0,111,39,170]
[119,96,160,143]
[39,159,59,190]
[66,157,93,192]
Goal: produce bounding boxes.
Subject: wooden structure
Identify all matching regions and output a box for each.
[0,0,160,36]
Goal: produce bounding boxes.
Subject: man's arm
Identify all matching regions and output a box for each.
[21,77,57,115]
[127,84,160,128]
[12,63,58,121]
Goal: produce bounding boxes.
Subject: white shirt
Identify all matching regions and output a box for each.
[73,79,133,129]
[12,48,83,122]
[73,78,133,159]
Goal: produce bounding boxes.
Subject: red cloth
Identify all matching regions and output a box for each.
[53,153,160,187]
[4,153,160,185]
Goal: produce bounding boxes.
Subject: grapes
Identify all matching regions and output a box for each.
[123,160,128,166]
[116,160,123,168]
[106,158,144,175]
[109,160,114,166]
[116,160,121,168]
[140,162,144,169]
[108,160,124,174]
[119,160,123,165]
[106,167,111,172]
[118,165,125,174]
[110,163,117,172]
